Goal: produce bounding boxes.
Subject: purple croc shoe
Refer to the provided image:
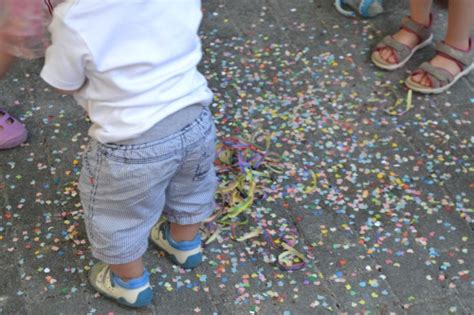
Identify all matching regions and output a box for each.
[0,109,28,150]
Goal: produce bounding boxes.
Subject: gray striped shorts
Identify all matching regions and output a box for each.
[78,110,218,264]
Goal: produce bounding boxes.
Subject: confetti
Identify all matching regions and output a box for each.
[0,1,472,314]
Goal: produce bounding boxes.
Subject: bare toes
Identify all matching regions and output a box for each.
[411,73,423,83]
[388,55,397,64]
[420,76,431,87]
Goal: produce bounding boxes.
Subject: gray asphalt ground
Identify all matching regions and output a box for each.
[0,0,473,314]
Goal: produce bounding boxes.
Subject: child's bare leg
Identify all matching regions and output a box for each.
[445,0,474,49]
[411,0,474,86]
[110,258,145,280]
[170,222,201,242]
[0,51,15,78]
[376,0,432,64]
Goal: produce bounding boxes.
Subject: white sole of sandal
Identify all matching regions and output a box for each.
[371,34,434,71]
[405,62,474,94]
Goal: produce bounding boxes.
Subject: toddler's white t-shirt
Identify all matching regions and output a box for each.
[40,0,212,144]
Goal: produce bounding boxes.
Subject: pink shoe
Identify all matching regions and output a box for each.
[0,109,28,150]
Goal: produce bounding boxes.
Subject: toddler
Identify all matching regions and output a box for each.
[41,0,218,307]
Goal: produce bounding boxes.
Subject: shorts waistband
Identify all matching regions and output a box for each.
[116,104,205,145]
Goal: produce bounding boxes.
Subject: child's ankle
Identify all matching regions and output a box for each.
[169,229,200,243]
[444,37,471,52]
[112,270,150,289]
[169,222,201,242]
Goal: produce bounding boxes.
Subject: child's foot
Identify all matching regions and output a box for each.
[372,16,433,70]
[410,55,462,86]
[375,29,420,64]
[409,40,470,86]
[89,262,153,308]
[150,221,203,269]
[0,109,28,150]
[406,40,474,94]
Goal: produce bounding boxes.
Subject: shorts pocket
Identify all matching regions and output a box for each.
[192,128,216,182]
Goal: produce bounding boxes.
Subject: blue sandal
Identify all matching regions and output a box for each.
[334,0,383,18]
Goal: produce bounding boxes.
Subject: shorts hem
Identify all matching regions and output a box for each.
[91,244,148,265]
[166,206,214,226]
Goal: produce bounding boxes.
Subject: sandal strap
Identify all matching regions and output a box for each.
[435,41,474,69]
[376,36,411,62]
[401,16,432,42]
[417,61,454,88]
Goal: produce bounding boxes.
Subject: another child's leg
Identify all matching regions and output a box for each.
[0,51,16,78]
[375,0,432,64]
[410,0,474,87]
[444,0,474,49]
